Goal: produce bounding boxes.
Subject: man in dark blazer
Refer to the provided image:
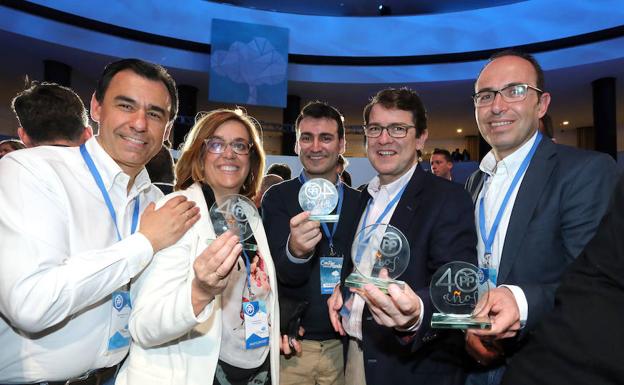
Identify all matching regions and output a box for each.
[328,88,477,385]
[262,101,360,385]
[464,50,618,385]
[501,174,624,385]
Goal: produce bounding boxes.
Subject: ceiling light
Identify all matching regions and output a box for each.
[562,121,569,126]
[456,128,463,133]
[378,5,392,16]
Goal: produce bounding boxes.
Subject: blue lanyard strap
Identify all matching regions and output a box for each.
[298,172,344,254]
[479,132,542,255]
[80,144,140,241]
[355,182,408,264]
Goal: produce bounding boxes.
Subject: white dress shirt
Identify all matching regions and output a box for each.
[343,164,424,340]
[0,137,161,383]
[476,132,540,326]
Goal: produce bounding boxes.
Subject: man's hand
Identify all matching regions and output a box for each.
[327,285,345,336]
[471,287,521,339]
[139,196,200,252]
[352,282,421,330]
[280,326,305,357]
[288,211,321,258]
[191,231,242,315]
[465,332,505,366]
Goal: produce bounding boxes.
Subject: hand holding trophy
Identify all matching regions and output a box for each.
[208,194,260,251]
[298,178,340,223]
[344,223,410,293]
[430,261,491,329]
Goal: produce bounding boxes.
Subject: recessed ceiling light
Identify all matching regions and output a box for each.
[562,121,569,126]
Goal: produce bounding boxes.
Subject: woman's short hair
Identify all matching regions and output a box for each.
[174,109,265,200]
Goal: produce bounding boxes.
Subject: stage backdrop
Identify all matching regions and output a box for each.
[210,19,289,108]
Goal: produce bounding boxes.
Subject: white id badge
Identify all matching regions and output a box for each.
[243,300,269,349]
[107,290,131,353]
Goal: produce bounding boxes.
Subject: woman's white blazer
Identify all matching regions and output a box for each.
[116,183,280,385]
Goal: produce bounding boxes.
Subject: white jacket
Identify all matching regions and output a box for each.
[116,183,280,385]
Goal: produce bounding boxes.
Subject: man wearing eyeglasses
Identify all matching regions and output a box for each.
[463,50,618,385]
[327,88,477,385]
[262,101,361,385]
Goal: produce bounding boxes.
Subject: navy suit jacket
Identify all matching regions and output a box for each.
[342,165,477,385]
[465,138,618,351]
[502,174,624,385]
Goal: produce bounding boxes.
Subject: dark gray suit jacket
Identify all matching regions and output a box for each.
[465,138,618,347]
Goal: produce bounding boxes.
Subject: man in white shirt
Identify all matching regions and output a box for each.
[464,50,618,385]
[11,81,93,147]
[328,88,477,385]
[0,58,200,385]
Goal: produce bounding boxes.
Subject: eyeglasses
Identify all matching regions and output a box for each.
[363,124,415,138]
[204,138,252,155]
[473,83,543,107]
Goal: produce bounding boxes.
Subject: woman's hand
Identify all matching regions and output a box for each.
[191,231,242,315]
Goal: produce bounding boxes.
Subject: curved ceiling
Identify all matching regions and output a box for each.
[8,0,624,57]
[2,0,623,84]
[208,0,526,17]
[0,0,622,144]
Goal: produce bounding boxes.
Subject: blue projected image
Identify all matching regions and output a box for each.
[210,19,289,107]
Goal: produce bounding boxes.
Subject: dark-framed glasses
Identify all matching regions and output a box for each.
[473,83,543,107]
[204,137,252,155]
[363,123,415,138]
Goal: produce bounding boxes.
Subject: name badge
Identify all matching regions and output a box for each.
[107,290,131,352]
[243,300,269,349]
[320,256,343,295]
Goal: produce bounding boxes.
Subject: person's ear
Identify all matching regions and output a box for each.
[17,127,33,147]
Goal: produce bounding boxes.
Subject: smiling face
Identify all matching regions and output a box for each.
[295,117,344,182]
[475,55,550,160]
[91,69,172,178]
[202,120,251,198]
[366,104,427,185]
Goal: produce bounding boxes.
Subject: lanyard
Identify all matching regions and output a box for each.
[354,182,408,264]
[80,144,140,241]
[298,172,344,255]
[479,132,542,257]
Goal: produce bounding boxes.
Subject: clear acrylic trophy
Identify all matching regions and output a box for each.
[298,178,339,223]
[430,261,491,329]
[344,223,410,293]
[209,194,259,251]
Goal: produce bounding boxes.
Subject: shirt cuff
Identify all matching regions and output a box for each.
[500,284,528,327]
[395,296,425,332]
[119,232,155,276]
[286,234,314,264]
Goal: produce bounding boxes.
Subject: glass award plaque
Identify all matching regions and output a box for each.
[344,224,410,294]
[430,261,491,329]
[209,194,259,251]
[298,178,339,223]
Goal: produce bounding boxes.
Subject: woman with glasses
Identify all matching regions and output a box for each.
[117,109,280,385]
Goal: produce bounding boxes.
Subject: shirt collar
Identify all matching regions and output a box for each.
[479,131,539,177]
[367,162,417,198]
[85,136,151,195]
